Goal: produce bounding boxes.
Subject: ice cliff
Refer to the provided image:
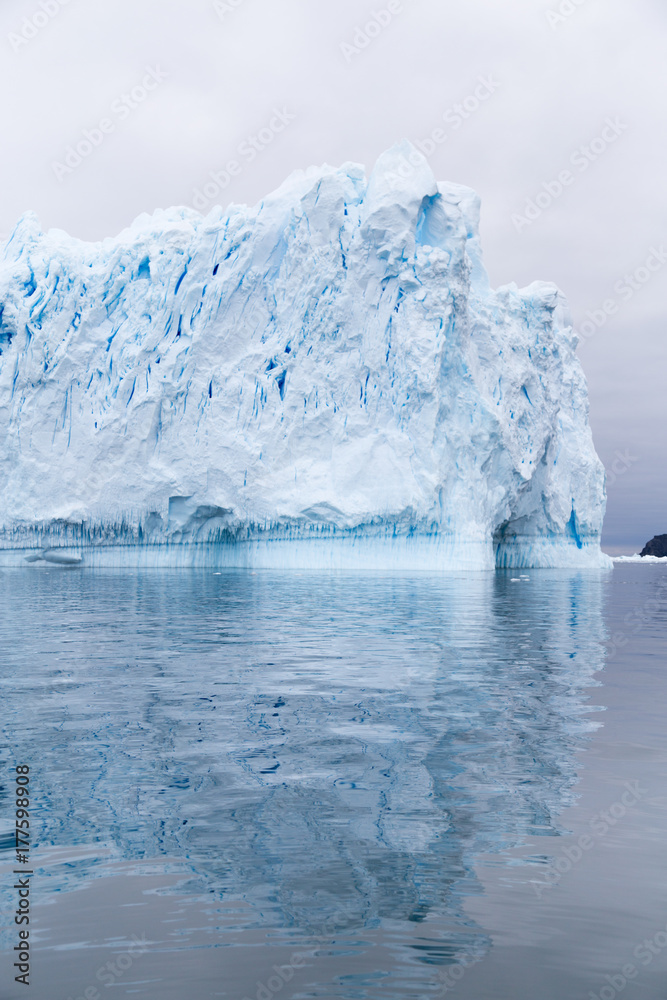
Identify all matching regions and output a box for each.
[0,141,609,569]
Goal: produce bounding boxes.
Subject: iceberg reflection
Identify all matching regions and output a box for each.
[0,568,607,993]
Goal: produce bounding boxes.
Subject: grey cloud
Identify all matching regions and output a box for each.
[0,0,664,549]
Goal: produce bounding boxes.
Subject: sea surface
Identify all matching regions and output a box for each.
[0,563,666,1000]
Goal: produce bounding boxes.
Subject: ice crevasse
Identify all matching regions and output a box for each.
[0,141,610,570]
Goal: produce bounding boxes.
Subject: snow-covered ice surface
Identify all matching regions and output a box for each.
[613,554,667,564]
[0,141,610,570]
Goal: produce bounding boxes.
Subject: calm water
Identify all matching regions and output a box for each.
[0,565,666,1000]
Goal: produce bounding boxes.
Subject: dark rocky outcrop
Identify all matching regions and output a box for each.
[640,534,667,557]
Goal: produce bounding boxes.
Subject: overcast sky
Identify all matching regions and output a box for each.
[1,0,664,550]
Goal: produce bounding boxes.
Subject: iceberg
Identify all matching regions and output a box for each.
[0,141,610,570]
[613,555,667,564]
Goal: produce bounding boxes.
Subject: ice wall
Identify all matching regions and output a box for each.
[0,141,610,569]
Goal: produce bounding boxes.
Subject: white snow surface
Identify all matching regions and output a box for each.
[613,555,667,564]
[0,141,610,569]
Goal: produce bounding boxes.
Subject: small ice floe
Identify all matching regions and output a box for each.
[25,548,84,567]
[613,554,667,564]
